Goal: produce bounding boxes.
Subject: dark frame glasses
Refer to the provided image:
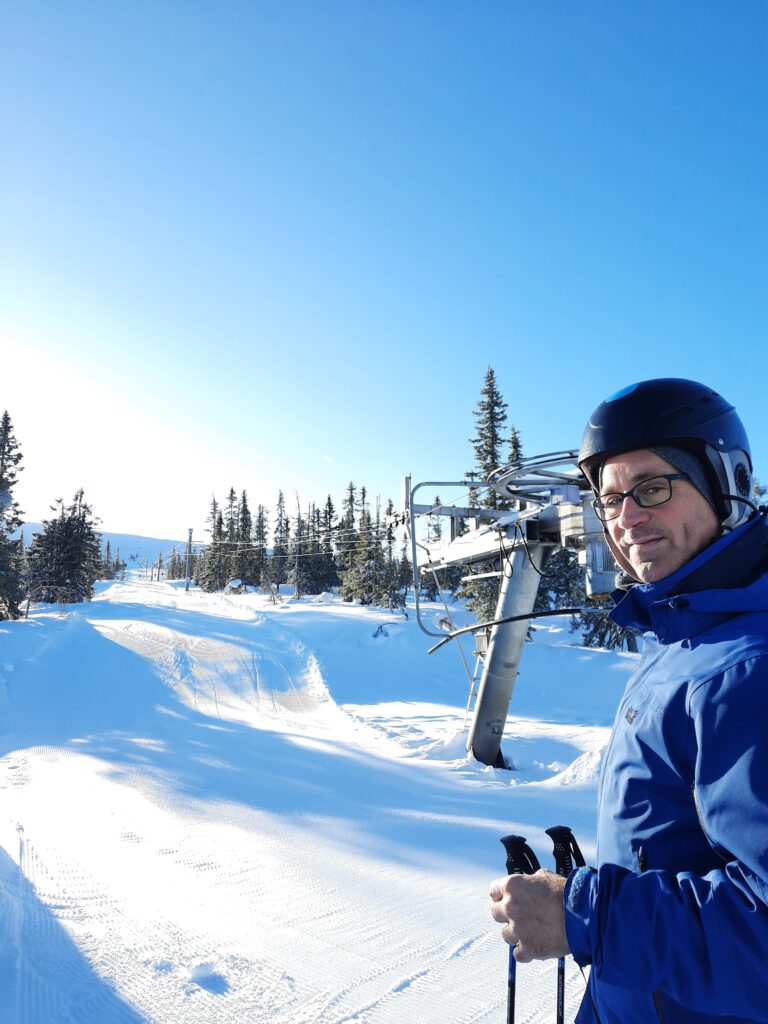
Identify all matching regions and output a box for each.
[593,473,690,522]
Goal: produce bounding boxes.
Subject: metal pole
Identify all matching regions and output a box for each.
[499,835,541,1024]
[467,541,553,766]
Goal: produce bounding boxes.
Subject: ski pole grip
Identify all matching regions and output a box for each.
[500,835,541,876]
[545,825,586,878]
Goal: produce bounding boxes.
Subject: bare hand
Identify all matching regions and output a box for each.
[489,868,569,962]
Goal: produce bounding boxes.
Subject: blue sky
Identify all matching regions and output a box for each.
[2,1,766,539]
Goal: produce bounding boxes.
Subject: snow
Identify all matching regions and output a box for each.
[0,576,634,1023]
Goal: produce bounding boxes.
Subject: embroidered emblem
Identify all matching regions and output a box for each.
[625,707,639,725]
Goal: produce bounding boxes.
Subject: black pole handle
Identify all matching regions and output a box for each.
[545,825,586,877]
[500,834,541,876]
[499,835,540,1024]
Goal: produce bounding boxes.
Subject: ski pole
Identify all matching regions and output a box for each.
[500,835,541,1024]
[545,826,586,1024]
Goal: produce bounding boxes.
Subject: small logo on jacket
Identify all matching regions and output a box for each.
[625,707,639,725]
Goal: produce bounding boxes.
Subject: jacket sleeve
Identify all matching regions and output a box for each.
[564,652,768,1019]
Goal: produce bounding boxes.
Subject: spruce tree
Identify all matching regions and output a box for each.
[231,490,255,583]
[468,366,508,510]
[0,411,24,619]
[272,491,290,585]
[287,498,309,598]
[224,487,238,544]
[166,548,184,580]
[533,546,584,629]
[320,495,339,590]
[26,490,103,604]
[252,504,269,587]
[508,425,523,464]
[336,482,358,577]
[458,368,518,623]
[582,598,639,652]
[101,539,117,580]
[195,494,229,591]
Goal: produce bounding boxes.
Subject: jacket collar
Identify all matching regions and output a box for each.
[610,513,768,642]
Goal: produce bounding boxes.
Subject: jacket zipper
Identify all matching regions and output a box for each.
[638,847,667,1024]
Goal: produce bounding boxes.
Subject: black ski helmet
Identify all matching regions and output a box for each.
[579,378,753,530]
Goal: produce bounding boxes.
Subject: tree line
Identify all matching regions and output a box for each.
[0,370,634,650]
[168,483,412,608]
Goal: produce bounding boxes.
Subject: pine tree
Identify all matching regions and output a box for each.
[398,535,413,599]
[426,495,443,544]
[508,425,523,465]
[272,491,290,585]
[458,369,518,622]
[166,548,184,580]
[287,497,310,598]
[581,598,639,652]
[252,504,269,587]
[339,495,403,608]
[336,482,358,577]
[195,494,229,591]
[0,411,24,619]
[319,495,339,591]
[26,490,103,604]
[468,366,509,510]
[533,546,584,629]
[230,490,256,584]
[101,539,117,580]
[224,487,238,543]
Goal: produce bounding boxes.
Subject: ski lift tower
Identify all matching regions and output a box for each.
[400,452,615,768]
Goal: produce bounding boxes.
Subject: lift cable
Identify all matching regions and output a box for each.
[427,606,586,655]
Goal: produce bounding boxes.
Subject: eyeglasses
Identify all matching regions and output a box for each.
[592,473,690,522]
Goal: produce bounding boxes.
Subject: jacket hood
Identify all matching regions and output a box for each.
[610,512,768,642]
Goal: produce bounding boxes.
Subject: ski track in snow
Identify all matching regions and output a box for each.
[0,578,622,1023]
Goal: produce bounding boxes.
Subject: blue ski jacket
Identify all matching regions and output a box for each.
[564,512,768,1024]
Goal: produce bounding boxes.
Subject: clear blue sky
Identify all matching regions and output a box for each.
[2,1,766,539]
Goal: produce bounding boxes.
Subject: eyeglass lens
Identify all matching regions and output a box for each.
[595,476,675,520]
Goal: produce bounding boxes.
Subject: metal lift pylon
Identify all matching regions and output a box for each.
[467,539,554,767]
[399,453,615,768]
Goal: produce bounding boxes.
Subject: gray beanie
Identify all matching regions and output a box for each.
[649,446,718,512]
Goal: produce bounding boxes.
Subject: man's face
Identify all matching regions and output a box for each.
[600,449,721,583]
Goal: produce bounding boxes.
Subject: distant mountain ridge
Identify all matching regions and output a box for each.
[15,523,194,566]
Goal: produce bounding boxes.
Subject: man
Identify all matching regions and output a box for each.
[490,378,768,1023]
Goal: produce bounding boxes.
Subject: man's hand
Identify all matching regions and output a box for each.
[489,868,569,962]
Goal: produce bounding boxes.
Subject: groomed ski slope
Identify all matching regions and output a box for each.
[0,577,636,1024]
